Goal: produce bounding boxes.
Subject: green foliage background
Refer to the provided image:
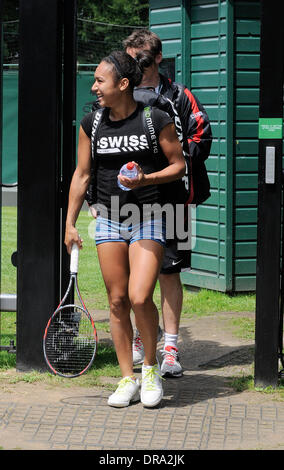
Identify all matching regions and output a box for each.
[3,0,149,24]
[77,0,149,25]
[2,1,149,66]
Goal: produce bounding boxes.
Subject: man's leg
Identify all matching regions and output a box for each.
[132,238,190,376]
[159,272,182,337]
[158,271,183,377]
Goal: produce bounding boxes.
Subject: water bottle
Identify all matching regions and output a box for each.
[117,162,138,191]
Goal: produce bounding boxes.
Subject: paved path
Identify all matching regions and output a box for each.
[1,310,284,452]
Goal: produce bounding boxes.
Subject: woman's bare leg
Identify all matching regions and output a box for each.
[128,240,164,366]
[97,242,134,378]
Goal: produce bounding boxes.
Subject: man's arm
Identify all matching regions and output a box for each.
[176,87,212,162]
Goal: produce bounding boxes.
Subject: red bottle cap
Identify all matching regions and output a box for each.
[126,162,135,170]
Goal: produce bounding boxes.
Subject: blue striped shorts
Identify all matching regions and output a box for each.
[95,216,166,247]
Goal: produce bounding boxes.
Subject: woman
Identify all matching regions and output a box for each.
[64,51,185,408]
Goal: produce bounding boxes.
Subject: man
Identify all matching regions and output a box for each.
[123,29,212,378]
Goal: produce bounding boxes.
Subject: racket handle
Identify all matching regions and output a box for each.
[70,243,79,273]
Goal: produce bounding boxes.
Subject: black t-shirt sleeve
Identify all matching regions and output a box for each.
[80,112,94,138]
[151,107,173,136]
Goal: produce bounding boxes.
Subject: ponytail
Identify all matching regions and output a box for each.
[135,50,155,74]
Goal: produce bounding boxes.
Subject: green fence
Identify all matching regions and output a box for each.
[1,70,96,185]
[2,70,18,184]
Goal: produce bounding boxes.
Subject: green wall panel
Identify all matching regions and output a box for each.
[159,40,182,57]
[235,208,257,224]
[235,140,258,155]
[235,225,257,241]
[235,191,258,206]
[233,0,260,291]
[235,241,257,258]
[191,22,225,38]
[236,105,259,121]
[235,174,258,189]
[191,72,227,88]
[195,221,220,238]
[150,0,181,7]
[235,157,258,172]
[235,259,256,275]
[236,54,260,69]
[151,24,182,40]
[150,8,182,24]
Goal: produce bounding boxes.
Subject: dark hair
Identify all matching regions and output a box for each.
[102,50,142,90]
[135,49,155,72]
[123,29,162,57]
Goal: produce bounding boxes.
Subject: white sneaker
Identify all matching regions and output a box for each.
[107,377,140,408]
[160,345,183,377]
[141,363,163,407]
[132,326,163,365]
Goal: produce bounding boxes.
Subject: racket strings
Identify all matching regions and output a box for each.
[44,306,97,376]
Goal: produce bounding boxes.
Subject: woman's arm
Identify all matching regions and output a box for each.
[64,126,92,253]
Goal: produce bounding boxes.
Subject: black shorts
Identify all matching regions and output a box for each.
[160,238,191,274]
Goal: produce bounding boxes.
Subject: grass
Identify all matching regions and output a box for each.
[1,206,17,294]
[0,205,264,392]
[0,342,121,389]
[228,316,255,341]
[181,288,255,318]
[229,375,284,401]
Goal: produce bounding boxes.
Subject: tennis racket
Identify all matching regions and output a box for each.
[43,244,97,378]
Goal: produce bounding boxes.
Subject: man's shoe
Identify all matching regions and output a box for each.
[107,377,140,408]
[141,363,163,407]
[160,345,183,377]
[132,326,163,365]
[132,332,144,365]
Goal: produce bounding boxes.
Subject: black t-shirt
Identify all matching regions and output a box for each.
[81,104,172,218]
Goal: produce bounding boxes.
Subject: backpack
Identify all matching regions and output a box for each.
[134,86,211,206]
[141,102,192,206]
